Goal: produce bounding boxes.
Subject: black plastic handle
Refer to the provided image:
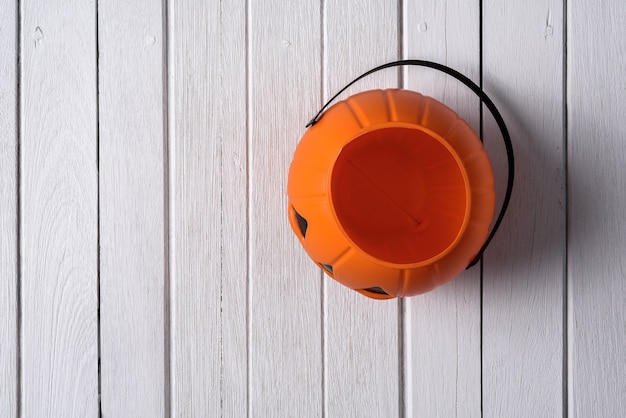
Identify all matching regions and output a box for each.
[306,59,514,268]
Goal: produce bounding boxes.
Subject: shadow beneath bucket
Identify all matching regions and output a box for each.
[564,91,624,290]
[478,82,592,294]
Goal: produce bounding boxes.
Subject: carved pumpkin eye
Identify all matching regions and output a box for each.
[292,207,308,239]
[320,263,334,276]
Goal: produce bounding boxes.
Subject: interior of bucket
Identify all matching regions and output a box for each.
[330,126,468,265]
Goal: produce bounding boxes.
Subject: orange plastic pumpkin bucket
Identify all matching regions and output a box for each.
[288,61,514,299]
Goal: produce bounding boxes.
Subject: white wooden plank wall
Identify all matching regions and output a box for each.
[482,1,565,416]
[98,1,166,416]
[568,1,626,416]
[20,0,99,415]
[169,0,247,415]
[249,1,322,415]
[0,0,17,416]
[0,1,625,417]
[169,0,223,414]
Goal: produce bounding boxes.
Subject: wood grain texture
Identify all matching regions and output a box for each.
[215,1,248,416]
[0,0,17,416]
[482,1,565,416]
[20,1,98,416]
[324,2,400,416]
[403,3,482,416]
[568,1,626,416]
[98,1,166,415]
[168,1,247,416]
[248,0,322,416]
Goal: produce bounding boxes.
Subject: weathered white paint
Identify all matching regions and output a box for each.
[20,1,99,416]
[323,1,401,417]
[0,1,625,416]
[248,1,322,416]
[482,0,565,416]
[0,0,17,416]
[568,1,626,416]
[168,0,247,415]
[403,1,482,416]
[98,1,166,416]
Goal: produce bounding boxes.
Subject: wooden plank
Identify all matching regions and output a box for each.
[248,0,322,416]
[20,2,99,416]
[568,1,626,416]
[215,2,248,416]
[98,1,165,415]
[0,0,18,416]
[215,2,248,415]
[324,2,400,416]
[481,1,565,416]
[168,1,247,415]
[403,1,482,416]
